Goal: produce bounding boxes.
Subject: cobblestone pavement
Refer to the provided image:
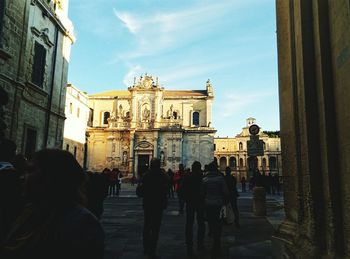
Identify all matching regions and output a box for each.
[101,184,285,259]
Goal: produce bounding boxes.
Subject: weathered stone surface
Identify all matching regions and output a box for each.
[0,0,74,156]
[276,0,350,257]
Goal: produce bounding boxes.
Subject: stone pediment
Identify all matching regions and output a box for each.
[135,141,153,150]
[132,74,160,89]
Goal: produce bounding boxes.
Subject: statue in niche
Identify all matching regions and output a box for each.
[118,104,123,118]
[122,151,128,164]
[143,106,150,120]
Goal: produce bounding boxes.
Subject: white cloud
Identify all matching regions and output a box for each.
[113,10,142,34]
[123,65,143,86]
[113,1,241,60]
[218,91,276,118]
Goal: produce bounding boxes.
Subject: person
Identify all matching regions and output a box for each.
[106,168,117,197]
[174,163,186,214]
[116,169,122,196]
[131,175,137,186]
[0,139,24,244]
[241,176,247,192]
[202,161,229,257]
[86,171,109,219]
[183,161,205,257]
[138,158,168,259]
[167,169,175,198]
[1,149,105,259]
[223,167,240,228]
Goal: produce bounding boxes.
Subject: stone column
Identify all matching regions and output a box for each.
[275,0,350,257]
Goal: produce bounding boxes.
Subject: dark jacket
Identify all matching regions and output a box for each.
[183,171,204,206]
[202,171,229,207]
[140,169,168,210]
[224,174,239,198]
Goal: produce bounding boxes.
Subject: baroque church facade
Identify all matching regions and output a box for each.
[85,74,216,176]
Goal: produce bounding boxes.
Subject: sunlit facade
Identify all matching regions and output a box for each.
[214,118,281,180]
[63,84,90,166]
[85,74,216,175]
[0,0,74,158]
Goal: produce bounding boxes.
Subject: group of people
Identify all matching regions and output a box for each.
[249,169,282,195]
[0,146,106,259]
[102,167,123,197]
[137,159,240,259]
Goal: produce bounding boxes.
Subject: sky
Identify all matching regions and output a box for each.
[67,0,280,137]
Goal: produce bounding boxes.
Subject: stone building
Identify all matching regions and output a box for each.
[62,84,90,166]
[275,1,350,258]
[214,118,281,180]
[0,0,74,158]
[86,74,216,176]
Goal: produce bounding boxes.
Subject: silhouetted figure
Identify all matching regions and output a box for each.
[115,169,122,196]
[106,168,117,197]
[131,175,136,186]
[174,163,186,214]
[0,140,24,244]
[167,168,175,198]
[86,171,109,219]
[241,176,247,192]
[1,149,105,259]
[224,167,240,228]
[139,158,168,259]
[183,161,205,257]
[202,161,229,257]
[272,173,281,195]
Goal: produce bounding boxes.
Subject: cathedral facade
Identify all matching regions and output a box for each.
[86,75,216,176]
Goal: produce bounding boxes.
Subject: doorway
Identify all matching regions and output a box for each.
[137,154,150,178]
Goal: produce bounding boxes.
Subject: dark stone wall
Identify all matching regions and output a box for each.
[276,0,350,257]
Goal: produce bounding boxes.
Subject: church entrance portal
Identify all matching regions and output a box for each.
[137,154,150,178]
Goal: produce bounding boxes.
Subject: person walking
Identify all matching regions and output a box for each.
[224,167,240,228]
[174,164,186,214]
[183,161,205,257]
[202,161,229,258]
[138,158,168,259]
[167,169,175,198]
[241,176,246,192]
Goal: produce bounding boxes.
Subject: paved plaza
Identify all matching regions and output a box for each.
[101,184,285,259]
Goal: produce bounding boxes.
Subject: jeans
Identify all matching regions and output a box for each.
[143,207,163,256]
[185,203,205,247]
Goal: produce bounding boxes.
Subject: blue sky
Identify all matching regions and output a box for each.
[68,0,280,137]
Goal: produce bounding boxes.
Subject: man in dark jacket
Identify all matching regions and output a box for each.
[139,158,168,259]
[183,161,205,257]
[202,161,229,257]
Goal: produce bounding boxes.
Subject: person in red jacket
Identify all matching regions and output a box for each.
[173,163,186,214]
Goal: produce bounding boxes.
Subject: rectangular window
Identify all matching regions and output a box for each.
[0,0,5,46]
[66,144,69,151]
[73,146,77,158]
[25,128,37,159]
[77,107,80,118]
[32,42,46,87]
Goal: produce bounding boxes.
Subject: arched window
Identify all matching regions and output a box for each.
[103,112,110,124]
[269,156,277,170]
[239,158,244,168]
[239,142,243,150]
[69,103,73,114]
[229,157,237,168]
[192,111,199,126]
[173,111,178,119]
[219,157,227,171]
